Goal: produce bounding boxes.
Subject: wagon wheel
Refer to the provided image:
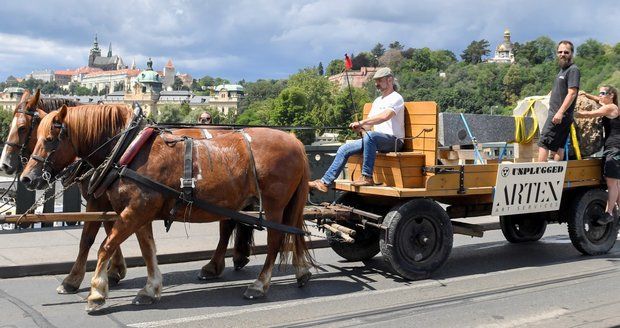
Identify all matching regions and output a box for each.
[568,188,619,255]
[499,213,547,243]
[380,199,453,280]
[326,193,387,262]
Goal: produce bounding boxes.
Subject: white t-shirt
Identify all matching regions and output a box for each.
[368,91,405,139]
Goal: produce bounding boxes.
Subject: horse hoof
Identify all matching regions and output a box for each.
[85,298,106,313]
[57,283,79,294]
[108,273,122,287]
[243,286,265,300]
[297,271,312,287]
[233,257,250,271]
[132,294,156,306]
[198,267,222,280]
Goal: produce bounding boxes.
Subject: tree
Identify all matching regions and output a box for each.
[378,49,404,69]
[237,79,287,112]
[389,41,404,50]
[157,104,182,123]
[317,62,324,76]
[0,109,13,141]
[577,38,605,59]
[352,52,372,69]
[236,98,275,125]
[172,76,184,90]
[514,36,556,65]
[461,39,491,64]
[371,43,385,58]
[326,59,345,76]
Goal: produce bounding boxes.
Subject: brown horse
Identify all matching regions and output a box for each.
[3,96,252,295]
[21,104,313,312]
[0,90,130,293]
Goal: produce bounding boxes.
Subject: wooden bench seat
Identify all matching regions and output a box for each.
[345,101,438,188]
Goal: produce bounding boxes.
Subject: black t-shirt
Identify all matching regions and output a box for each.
[549,63,580,115]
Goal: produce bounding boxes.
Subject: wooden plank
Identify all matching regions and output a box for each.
[348,154,425,167]
[347,163,423,178]
[406,114,438,125]
[0,212,119,224]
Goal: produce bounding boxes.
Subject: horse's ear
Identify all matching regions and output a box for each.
[57,105,68,122]
[18,90,31,103]
[36,108,47,118]
[27,89,40,108]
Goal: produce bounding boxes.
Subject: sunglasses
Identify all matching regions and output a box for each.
[599,91,609,96]
[200,117,211,123]
[557,51,571,55]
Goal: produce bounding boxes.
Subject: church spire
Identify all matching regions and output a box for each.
[107,42,112,57]
[93,34,99,50]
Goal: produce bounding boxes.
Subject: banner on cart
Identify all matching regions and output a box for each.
[492,162,567,216]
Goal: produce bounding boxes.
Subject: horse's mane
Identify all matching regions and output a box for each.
[37,98,81,112]
[42,105,130,156]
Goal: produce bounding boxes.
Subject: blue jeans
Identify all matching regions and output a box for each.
[321,131,403,184]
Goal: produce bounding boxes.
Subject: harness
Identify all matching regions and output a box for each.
[5,105,41,166]
[33,102,306,236]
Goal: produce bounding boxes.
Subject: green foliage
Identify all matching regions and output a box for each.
[326,59,345,76]
[317,62,324,76]
[577,38,605,59]
[461,40,491,64]
[371,43,385,58]
[389,41,404,50]
[157,104,182,123]
[237,79,287,112]
[513,36,556,65]
[0,109,13,141]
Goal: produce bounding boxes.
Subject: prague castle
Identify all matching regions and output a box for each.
[88,35,127,71]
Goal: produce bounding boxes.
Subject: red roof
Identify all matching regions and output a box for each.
[56,66,104,76]
[84,69,140,78]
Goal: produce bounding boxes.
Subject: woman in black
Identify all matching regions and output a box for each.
[575,85,619,224]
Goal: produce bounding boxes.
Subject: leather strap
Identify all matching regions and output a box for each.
[117,166,307,236]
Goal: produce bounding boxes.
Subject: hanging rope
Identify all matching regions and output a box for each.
[514,98,540,144]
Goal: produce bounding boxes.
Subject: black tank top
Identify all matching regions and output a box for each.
[605,116,620,149]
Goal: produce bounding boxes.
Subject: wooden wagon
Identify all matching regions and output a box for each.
[317,101,617,280]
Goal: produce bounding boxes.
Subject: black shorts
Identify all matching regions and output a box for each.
[604,149,620,179]
[538,113,572,152]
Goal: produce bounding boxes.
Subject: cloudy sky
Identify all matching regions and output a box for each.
[1,0,618,83]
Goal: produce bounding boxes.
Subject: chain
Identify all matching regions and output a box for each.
[15,167,94,226]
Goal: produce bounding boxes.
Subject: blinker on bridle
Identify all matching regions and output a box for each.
[4,104,41,165]
[30,121,68,183]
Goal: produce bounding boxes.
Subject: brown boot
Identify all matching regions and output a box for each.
[308,179,328,193]
[351,175,375,187]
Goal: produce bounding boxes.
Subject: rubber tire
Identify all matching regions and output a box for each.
[568,188,619,255]
[326,193,386,262]
[380,199,453,280]
[499,213,548,243]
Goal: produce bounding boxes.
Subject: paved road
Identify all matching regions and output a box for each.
[1,223,620,328]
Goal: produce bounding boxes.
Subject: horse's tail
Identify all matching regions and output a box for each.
[281,140,315,269]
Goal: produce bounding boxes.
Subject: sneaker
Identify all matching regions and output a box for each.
[351,175,375,187]
[308,179,328,193]
[596,212,615,225]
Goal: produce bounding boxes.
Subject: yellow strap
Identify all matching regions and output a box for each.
[570,123,581,160]
[514,99,539,144]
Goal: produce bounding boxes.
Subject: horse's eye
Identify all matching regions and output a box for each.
[44,137,53,142]
[18,126,26,133]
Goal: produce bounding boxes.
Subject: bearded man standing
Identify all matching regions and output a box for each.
[538,40,581,162]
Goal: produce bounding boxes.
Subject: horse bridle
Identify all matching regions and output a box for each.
[30,122,67,183]
[5,104,41,166]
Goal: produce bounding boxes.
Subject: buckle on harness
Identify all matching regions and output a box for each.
[180,177,196,189]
